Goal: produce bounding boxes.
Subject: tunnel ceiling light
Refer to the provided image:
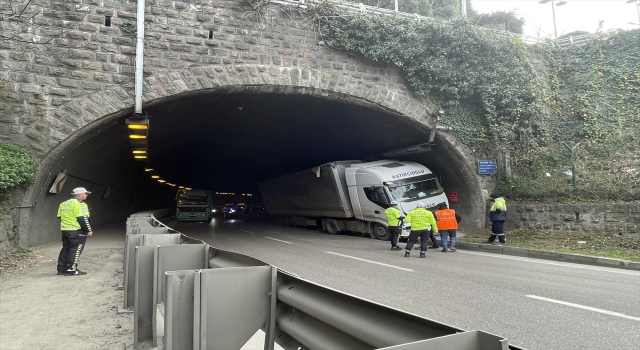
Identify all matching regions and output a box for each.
[134,155,147,159]
[144,168,154,172]
[129,135,147,139]
[179,186,184,189]
[127,124,148,130]
[158,180,166,183]
[185,188,192,190]
[151,175,160,179]
[132,149,147,154]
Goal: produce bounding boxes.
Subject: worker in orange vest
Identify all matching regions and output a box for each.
[434,202,461,252]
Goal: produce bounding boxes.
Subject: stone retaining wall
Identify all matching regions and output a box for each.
[505,204,640,235]
[0,211,18,259]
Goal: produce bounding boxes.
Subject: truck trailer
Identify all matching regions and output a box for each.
[258,160,448,240]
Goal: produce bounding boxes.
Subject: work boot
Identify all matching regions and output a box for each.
[420,251,426,258]
[404,250,410,258]
[65,269,87,276]
[450,247,456,252]
[391,246,402,251]
[441,248,448,253]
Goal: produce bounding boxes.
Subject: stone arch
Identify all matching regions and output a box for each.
[16,64,484,247]
[22,64,434,157]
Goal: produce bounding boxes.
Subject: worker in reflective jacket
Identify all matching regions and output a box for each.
[403,202,438,258]
[435,202,461,252]
[57,187,93,276]
[485,194,507,245]
[384,201,404,251]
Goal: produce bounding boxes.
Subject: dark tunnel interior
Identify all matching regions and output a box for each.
[147,92,435,193]
[22,90,483,247]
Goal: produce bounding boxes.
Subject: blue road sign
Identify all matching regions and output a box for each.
[478,160,497,174]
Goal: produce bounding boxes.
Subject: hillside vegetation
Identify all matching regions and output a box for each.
[311,6,639,203]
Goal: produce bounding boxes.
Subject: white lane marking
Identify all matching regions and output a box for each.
[238,229,255,235]
[457,250,640,276]
[327,252,414,272]
[265,237,292,244]
[526,295,640,322]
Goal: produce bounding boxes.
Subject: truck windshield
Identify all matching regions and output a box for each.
[178,196,209,205]
[387,175,443,203]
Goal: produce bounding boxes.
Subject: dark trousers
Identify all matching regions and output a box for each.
[57,230,87,272]
[405,229,429,252]
[389,226,401,247]
[429,231,439,247]
[488,220,506,243]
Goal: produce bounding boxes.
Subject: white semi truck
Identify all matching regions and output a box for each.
[258,160,448,240]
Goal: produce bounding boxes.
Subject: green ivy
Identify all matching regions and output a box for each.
[0,143,37,217]
[306,6,640,203]
[121,22,137,34]
[321,11,542,147]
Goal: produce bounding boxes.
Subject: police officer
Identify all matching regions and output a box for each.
[57,187,93,276]
[384,201,404,251]
[404,202,438,258]
[485,194,507,244]
[434,202,461,252]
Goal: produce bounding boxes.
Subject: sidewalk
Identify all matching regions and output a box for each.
[0,225,277,350]
[0,225,132,350]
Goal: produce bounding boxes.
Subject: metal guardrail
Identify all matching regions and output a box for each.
[123,209,526,350]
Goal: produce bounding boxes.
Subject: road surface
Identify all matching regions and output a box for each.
[168,217,640,350]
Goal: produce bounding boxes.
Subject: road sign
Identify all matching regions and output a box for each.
[446,191,459,204]
[48,172,68,193]
[478,160,497,174]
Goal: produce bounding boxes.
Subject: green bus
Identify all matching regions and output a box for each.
[176,189,213,222]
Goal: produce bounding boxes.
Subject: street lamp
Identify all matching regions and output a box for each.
[539,0,568,42]
[628,0,640,24]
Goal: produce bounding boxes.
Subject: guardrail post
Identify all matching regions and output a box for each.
[164,270,198,350]
[133,245,158,349]
[197,266,275,350]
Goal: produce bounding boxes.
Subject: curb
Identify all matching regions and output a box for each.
[454,242,640,271]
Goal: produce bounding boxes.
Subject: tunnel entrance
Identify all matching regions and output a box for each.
[20,86,484,247]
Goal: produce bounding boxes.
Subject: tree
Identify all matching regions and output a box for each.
[473,11,525,34]
[349,0,471,18]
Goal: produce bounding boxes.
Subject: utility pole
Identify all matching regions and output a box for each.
[562,141,580,191]
[461,0,467,18]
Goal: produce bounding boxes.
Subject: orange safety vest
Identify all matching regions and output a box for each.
[435,209,458,230]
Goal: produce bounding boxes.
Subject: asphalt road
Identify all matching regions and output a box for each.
[168,217,640,350]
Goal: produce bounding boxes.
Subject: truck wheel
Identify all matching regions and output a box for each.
[373,223,391,241]
[289,216,298,227]
[325,220,339,235]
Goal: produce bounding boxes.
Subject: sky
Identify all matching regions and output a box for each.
[470,0,640,39]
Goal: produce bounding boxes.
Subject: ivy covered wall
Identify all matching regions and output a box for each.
[311,5,639,203]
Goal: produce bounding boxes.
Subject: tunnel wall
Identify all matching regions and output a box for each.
[0,0,495,249]
[1,0,431,158]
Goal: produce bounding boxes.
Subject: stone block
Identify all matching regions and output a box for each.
[629,261,640,271]
[456,242,480,251]
[595,257,629,270]
[558,253,597,266]
[502,246,528,257]
[528,249,560,261]
[479,244,503,254]
[186,37,201,45]
[104,0,121,9]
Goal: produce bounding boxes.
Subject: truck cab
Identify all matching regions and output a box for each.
[346,161,448,239]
